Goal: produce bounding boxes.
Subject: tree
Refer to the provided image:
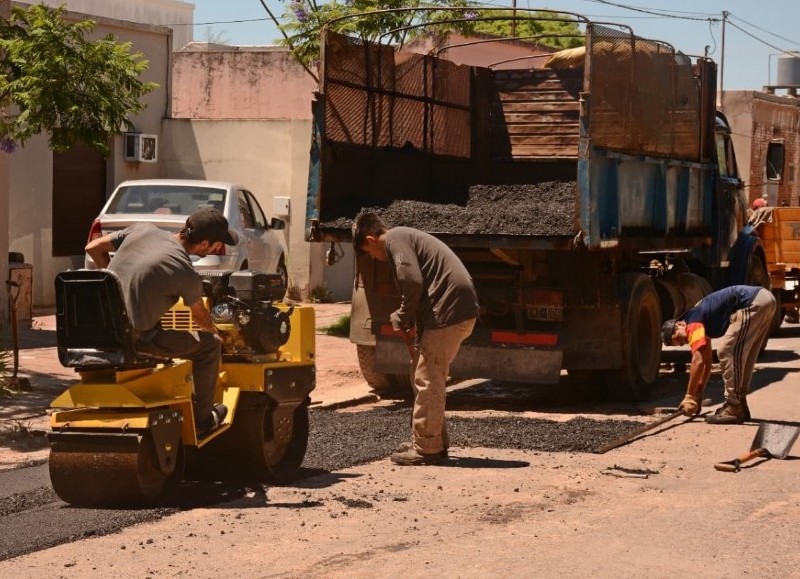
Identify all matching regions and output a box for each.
[470,9,584,49]
[0,4,157,156]
[261,1,583,71]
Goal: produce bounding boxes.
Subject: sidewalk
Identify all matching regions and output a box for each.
[0,302,374,468]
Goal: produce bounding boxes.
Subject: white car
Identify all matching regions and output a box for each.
[85,179,287,286]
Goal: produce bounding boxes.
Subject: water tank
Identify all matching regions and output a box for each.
[776,53,800,87]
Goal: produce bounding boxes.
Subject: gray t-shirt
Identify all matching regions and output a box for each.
[108,223,203,332]
[385,227,479,330]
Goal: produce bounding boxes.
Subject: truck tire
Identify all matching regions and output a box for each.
[676,273,712,309]
[605,273,662,401]
[356,344,413,398]
[356,344,392,390]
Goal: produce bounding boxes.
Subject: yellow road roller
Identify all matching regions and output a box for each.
[47,269,315,507]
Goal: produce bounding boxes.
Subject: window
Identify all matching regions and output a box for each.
[244,190,266,228]
[766,141,784,181]
[237,190,254,227]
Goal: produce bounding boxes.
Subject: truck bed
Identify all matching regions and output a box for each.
[308,25,716,251]
[319,180,577,237]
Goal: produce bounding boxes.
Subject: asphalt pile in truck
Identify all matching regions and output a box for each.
[321,180,577,236]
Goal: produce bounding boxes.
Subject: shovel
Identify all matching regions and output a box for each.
[714,422,800,472]
[594,409,685,454]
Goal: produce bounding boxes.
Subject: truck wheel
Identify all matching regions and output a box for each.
[356,344,413,398]
[605,273,662,401]
[356,344,392,390]
[676,273,711,309]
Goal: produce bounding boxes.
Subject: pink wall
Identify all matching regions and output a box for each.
[171,47,318,120]
[405,33,555,70]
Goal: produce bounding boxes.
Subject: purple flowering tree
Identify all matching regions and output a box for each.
[257,1,583,77]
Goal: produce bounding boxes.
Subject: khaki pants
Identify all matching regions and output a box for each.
[716,288,776,405]
[411,318,476,454]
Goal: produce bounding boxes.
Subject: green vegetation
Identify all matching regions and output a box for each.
[0,348,12,397]
[320,314,351,337]
[309,285,334,304]
[272,1,583,69]
[0,4,157,155]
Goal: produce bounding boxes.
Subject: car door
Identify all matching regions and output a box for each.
[237,189,270,272]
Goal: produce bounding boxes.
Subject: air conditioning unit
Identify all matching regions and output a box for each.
[123,133,158,163]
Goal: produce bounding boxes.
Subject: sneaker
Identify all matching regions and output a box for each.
[395,441,449,458]
[705,402,745,425]
[390,449,447,466]
[196,403,228,436]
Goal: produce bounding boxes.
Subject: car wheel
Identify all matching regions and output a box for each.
[277,258,288,289]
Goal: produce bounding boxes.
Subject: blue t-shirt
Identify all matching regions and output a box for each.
[682,285,762,343]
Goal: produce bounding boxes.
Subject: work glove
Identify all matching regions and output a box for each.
[678,394,701,417]
[389,311,405,333]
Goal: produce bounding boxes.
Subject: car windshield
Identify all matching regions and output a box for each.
[106,185,227,216]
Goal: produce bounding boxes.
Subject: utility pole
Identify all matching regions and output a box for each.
[511,0,517,38]
[720,11,728,100]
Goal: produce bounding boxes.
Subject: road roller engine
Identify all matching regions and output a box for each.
[47,269,315,507]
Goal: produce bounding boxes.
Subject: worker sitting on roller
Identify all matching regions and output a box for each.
[85,207,234,435]
[661,285,776,424]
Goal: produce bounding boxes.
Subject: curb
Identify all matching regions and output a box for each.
[313,393,380,411]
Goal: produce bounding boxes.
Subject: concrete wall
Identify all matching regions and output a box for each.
[17,0,193,49]
[172,48,316,120]
[7,4,174,306]
[160,119,329,298]
[406,32,555,69]
[168,46,355,302]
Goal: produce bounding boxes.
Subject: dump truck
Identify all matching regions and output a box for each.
[305,9,766,401]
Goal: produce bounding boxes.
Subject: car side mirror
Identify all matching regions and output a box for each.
[270,217,286,231]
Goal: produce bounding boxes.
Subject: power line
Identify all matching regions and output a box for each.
[582,0,717,21]
[169,17,271,27]
[726,20,797,58]
[728,13,800,51]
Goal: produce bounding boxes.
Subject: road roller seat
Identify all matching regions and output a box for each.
[55,269,161,370]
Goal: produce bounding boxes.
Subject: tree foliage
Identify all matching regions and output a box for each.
[469,9,584,49]
[274,1,584,69]
[0,4,157,156]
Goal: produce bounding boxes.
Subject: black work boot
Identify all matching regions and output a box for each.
[196,403,228,436]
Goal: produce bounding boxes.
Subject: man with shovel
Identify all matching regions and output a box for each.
[353,211,479,465]
[661,285,776,424]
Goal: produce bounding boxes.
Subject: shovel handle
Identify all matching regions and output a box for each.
[594,409,686,454]
[714,448,769,472]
